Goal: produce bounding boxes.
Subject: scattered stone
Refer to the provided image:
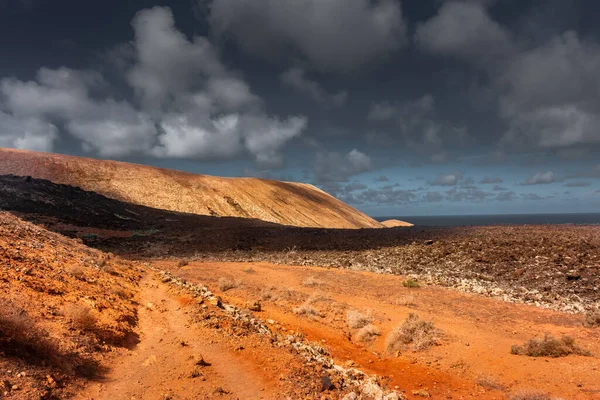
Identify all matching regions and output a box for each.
[195,354,211,367]
[412,389,431,397]
[320,375,333,391]
[209,297,223,308]
[342,392,358,400]
[246,300,261,312]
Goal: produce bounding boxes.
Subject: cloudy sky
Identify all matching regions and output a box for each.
[1,0,599,216]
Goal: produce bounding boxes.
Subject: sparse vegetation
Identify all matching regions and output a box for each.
[509,390,554,400]
[584,311,600,327]
[386,313,439,354]
[346,310,372,329]
[306,292,331,305]
[511,334,591,357]
[394,295,416,306]
[243,267,255,273]
[476,375,506,391]
[0,299,102,377]
[302,275,324,287]
[66,304,98,331]
[0,300,60,365]
[355,324,381,343]
[402,279,420,288]
[261,286,302,303]
[293,303,321,318]
[68,265,87,281]
[177,259,189,268]
[218,277,241,292]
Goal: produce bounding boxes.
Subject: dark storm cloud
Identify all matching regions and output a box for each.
[280,67,348,107]
[416,0,600,156]
[367,94,469,162]
[202,0,407,72]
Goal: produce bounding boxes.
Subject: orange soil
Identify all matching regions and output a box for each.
[0,148,382,229]
[76,275,283,400]
[155,260,600,400]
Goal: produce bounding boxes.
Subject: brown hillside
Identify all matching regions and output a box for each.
[0,148,382,229]
[381,219,414,227]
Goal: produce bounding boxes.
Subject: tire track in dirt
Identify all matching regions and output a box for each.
[76,275,275,400]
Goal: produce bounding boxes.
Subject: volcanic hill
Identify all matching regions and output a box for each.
[0,148,381,229]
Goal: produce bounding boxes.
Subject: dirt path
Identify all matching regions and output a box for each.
[76,275,277,400]
[156,260,600,400]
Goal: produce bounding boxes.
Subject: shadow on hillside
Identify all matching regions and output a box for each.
[0,174,459,255]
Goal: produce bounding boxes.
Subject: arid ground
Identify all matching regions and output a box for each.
[1,172,599,399]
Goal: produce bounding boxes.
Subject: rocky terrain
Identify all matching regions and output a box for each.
[1,168,600,399]
[0,212,141,399]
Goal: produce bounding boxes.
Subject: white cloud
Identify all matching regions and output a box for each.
[417,3,600,153]
[1,68,158,157]
[523,171,561,185]
[431,173,460,186]
[128,7,226,111]
[313,149,372,183]
[0,6,306,167]
[0,112,57,152]
[281,67,347,107]
[205,0,406,72]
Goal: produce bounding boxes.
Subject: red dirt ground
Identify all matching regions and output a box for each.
[155,260,600,400]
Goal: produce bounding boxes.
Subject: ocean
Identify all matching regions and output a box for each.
[374,213,600,227]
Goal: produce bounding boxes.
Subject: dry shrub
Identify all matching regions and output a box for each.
[584,311,600,328]
[0,300,59,364]
[346,310,372,329]
[306,292,331,305]
[402,279,420,288]
[218,277,240,292]
[0,300,102,377]
[66,304,97,331]
[510,390,556,400]
[511,334,591,358]
[112,287,133,300]
[302,275,324,287]
[102,263,122,277]
[394,295,416,306]
[293,304,321,318]
[385,313,439,354]
[243,267,255,273]
[356,324,381,343]
[177,259,189,268]
[476,375,506,391]
[262,287,303,303]
[67,265,86,281]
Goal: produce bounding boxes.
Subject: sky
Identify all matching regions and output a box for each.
[0,0,599,217]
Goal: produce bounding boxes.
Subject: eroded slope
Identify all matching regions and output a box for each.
[0,148,382,229]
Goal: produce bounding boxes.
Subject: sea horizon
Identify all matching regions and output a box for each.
[373,212,600,227]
